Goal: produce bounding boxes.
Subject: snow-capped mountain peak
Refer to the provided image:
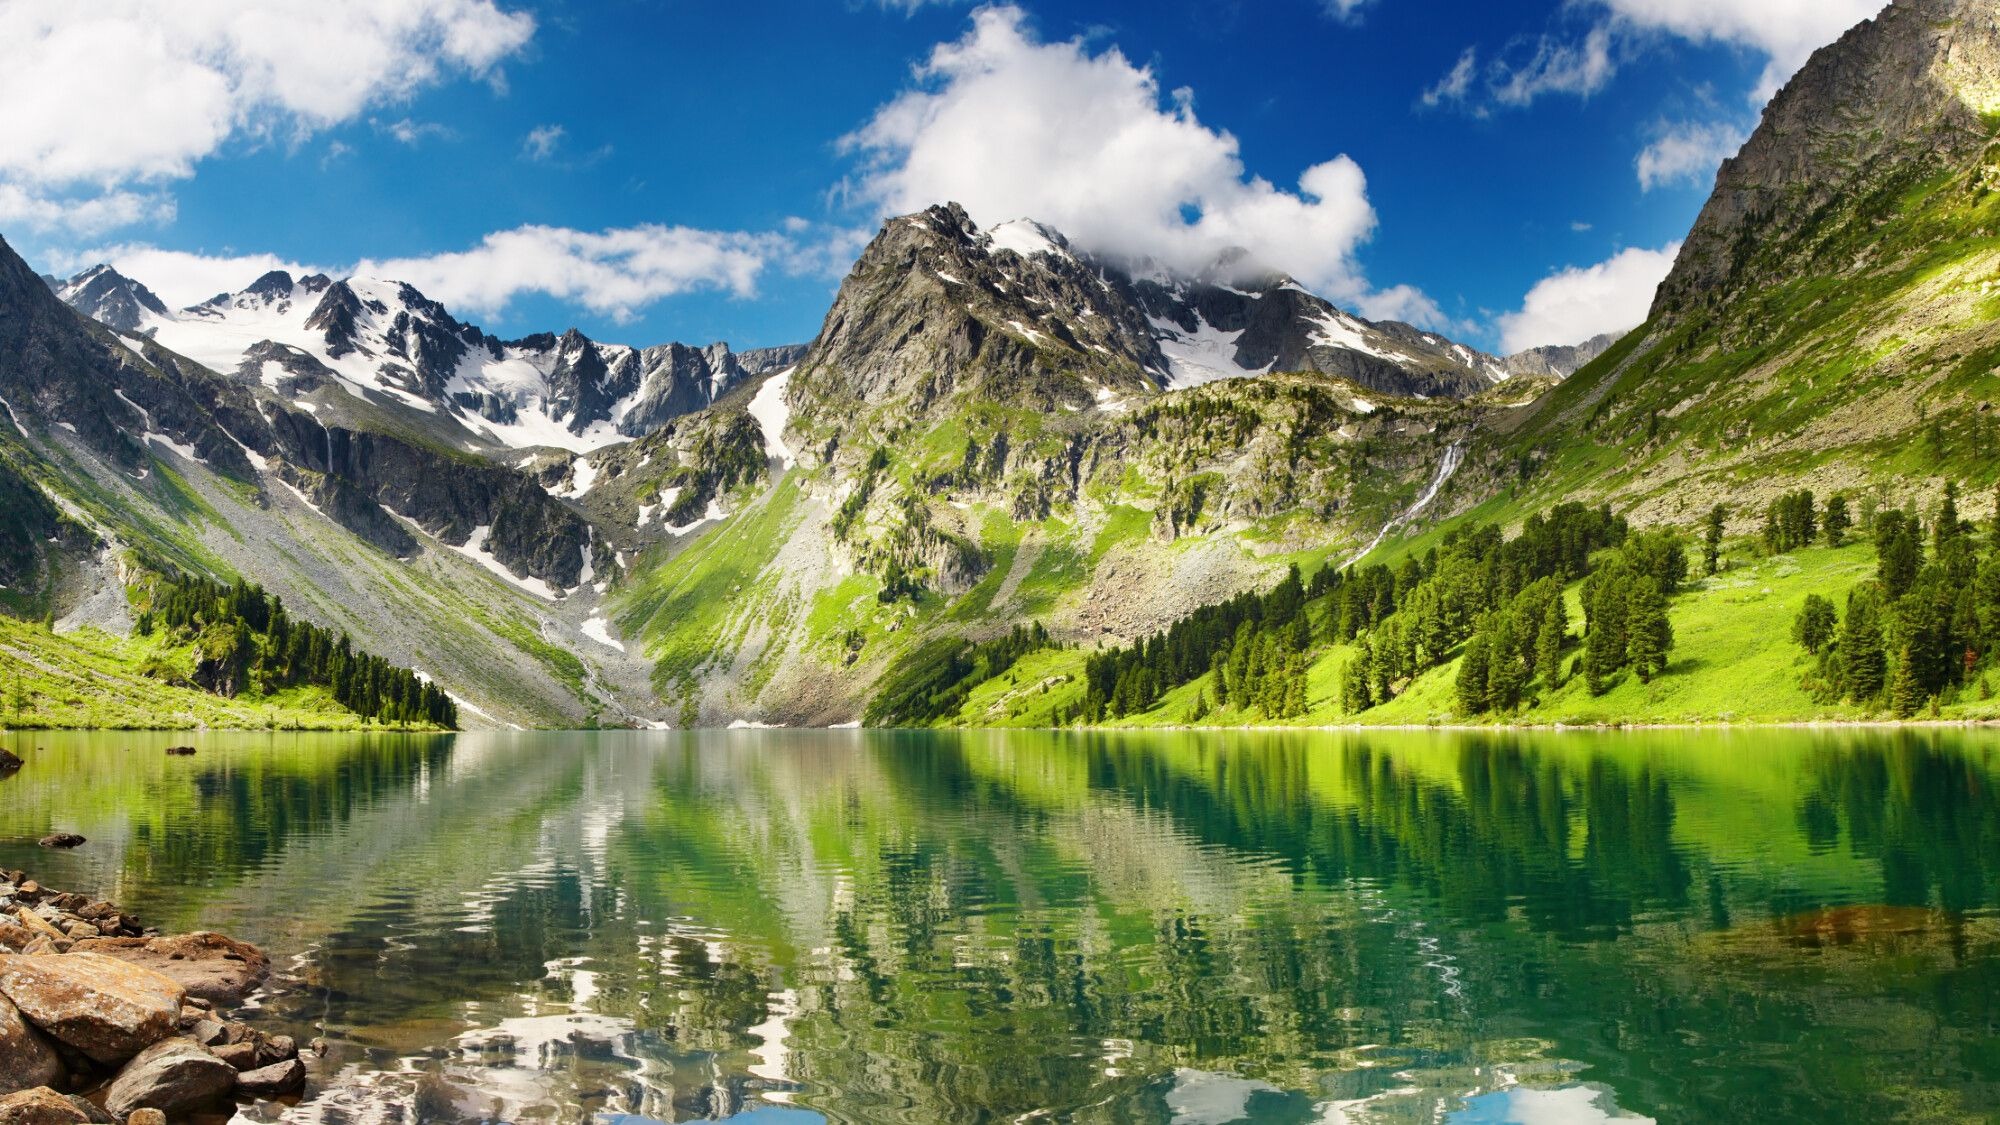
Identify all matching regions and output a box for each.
[56,265,801,455]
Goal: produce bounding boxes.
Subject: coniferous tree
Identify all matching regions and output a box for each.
[1486,615,1526,711]
[1704,504,1727,575]
[1875,510,1924,598]
[1834,588,1887,703]
[1823,495,1851,546]
[1535,598,1566,688]
[1889,644,1923,718]
[1456,633,1491,716]
[1937,481,1963,556]
[1625,577,1673,683]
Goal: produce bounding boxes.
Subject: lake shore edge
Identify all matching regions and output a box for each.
[0,865,308,1120]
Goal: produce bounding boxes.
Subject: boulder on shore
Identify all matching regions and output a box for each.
[0,994,63,1096]
[72,932,270,1006]
[103,1038,234,1117]
[0,1087,108,1125]
[0,953,184,1063]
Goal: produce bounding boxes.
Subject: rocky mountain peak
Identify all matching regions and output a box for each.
[244,270,298,301]
[1653,0,2000,319]
[52,264,168,333]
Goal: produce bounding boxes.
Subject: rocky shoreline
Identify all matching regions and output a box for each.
[0,868,305,1123]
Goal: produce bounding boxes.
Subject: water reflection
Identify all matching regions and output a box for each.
[0,728,1995,1123]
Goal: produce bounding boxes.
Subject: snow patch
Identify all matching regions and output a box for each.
[1150,313,1270,389]
[987,218,1071,261]
[1006,320,1050,347]
[581,615,624,651]
[450,526,558,600]
[554,455,599,500]
[663,497,726,536]
[747,368,795,469]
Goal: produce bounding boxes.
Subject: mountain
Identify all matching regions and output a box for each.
[52,265,169,332]
[609,204,1510,725]
[22,201,1577,729]
[1,236,677,728]
[55,265,794,455]
[1502,333,1618,380]
[842,0,2000,733]
[1483,0,2000,531]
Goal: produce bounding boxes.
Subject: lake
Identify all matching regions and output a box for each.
[0,728,1996,1123]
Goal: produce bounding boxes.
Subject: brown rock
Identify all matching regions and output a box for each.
[0,751,19,774]
[0,994,62,1096]
[57,924,95,942]
[234,1057,305,1097]
[0,925,33,954]
[31,838,81,852]
[0,953,184,1063]
[0,1088,89,1125]
[67,934,268,1007]
[210,1042,257,1070]
[125,1112,165,1125]
[103,1038,233,1117]
[8,912,64,946]
[185,1018,225,1047]
[256,1034,296,1065]
[15,941,55,957]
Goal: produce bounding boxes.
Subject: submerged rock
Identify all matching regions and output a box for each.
[32,836,81,851]
[103,1038,234,1117]
[235,1057,305,1097]
[0,952,185,1063]
[0,750,20,774]
[0,994,63,1096]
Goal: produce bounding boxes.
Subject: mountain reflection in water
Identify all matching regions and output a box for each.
[0,728,1993,1123]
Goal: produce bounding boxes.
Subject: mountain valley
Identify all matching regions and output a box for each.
[2,0,1996,731]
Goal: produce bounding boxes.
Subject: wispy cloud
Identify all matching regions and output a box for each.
[521,124,566,162]
[1636,119,1747,191]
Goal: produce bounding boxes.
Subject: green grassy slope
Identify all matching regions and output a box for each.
[931,536,2000,729]
[0,614,414,731]
[1468,143,2000,538]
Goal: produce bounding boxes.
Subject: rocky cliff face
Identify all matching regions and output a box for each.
[1653,0,2000,320]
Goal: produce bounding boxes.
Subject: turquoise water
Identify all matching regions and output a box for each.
[0,728,1996,1123]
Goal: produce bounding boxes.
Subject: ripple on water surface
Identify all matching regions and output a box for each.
[0,727,1996,1123]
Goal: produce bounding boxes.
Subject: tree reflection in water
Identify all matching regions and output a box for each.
[0,727,1993,1123]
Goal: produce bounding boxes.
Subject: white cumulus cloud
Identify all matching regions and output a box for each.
[1598,0,1880,98]
[72,219,870,325]
[841,5,1414,313]
[1636,120,1747,191]
[0,0,533,231]
[360,225,785,321]
[1497,242,1681,353]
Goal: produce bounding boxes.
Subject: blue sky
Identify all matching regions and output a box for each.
[0,0,1881,354]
